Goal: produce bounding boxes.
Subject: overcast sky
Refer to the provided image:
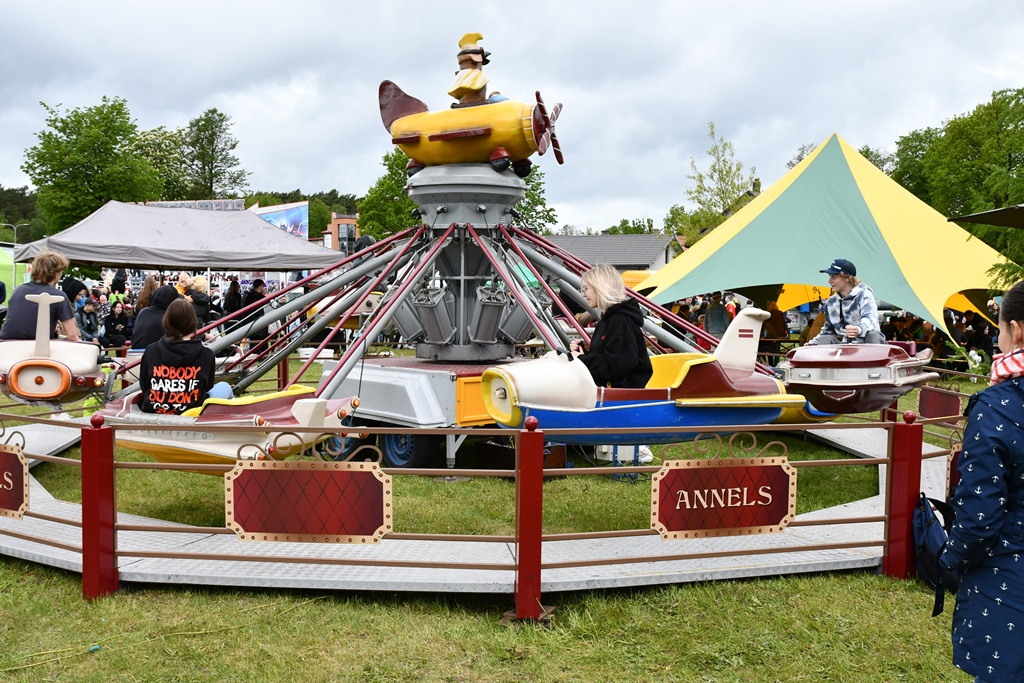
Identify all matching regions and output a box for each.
[2,1,1022,230]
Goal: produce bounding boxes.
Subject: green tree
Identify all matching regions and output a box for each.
[134,125,189,200]
[183,108,250,199]
[515,165,558,233]
[21,96,162,232]
[682,121,757,238]
[309,189,358,216]
[245,192,284,209]
[663,203,705,248]
[357,148,418,239]
[892,89,1024,285]
[924,89,1024,219]
[307,197,331,239]
[278,188,304,204]
[890,127,941,205]
[786,142,818,169]
[858,144,895,175]
[606,217,655,234]
[557,224,592,235]
[0,185,38,236]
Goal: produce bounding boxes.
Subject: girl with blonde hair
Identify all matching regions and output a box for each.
[569,264,652,388]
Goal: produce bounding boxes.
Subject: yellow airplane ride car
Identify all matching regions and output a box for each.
[378,79,564,177]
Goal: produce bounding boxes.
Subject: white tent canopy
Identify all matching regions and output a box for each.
[14,201,345,270]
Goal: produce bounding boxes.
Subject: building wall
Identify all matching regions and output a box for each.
[317,214,358,252]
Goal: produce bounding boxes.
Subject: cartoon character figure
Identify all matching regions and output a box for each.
[378,32,563,176]
[448,32,508,107]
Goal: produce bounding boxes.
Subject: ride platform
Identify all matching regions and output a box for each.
[0,426,947,594]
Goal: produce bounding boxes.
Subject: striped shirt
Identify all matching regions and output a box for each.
[991,348,1024,384]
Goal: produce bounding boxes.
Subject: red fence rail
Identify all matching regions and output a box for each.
[3,403,959,620]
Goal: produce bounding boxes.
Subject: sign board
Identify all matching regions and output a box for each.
[918,386,962,425]
[651,457,796,539]
[0,443,29,519]
[225,460,391,543]
[251,201,309,240]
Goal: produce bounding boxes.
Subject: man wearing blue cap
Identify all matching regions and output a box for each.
[807,259,884,345]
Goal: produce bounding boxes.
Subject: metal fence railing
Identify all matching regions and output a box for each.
[0,390,963,622]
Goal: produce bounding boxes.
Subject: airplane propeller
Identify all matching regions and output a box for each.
[533,91,564,164]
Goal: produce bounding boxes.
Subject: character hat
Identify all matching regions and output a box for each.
[820,258,856,276]
[457,32,490,66]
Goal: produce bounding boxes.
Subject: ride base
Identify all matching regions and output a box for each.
[1,426,947,594]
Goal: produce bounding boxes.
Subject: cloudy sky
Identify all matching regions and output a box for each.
[2,1,1022,230]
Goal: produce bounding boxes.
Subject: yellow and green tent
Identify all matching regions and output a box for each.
[638,134,1006,336]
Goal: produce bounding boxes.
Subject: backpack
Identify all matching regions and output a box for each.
[912,492,957,616]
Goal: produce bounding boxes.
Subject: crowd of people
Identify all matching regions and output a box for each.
[0,254,273,413]
[0,264,277,354]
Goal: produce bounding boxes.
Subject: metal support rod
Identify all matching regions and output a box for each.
[514,238,684,352]
[464,224,563,350]
[510,226,592,273]
[112,246,410,398]
[518,223,711,350]
[232,276,380,392]
[205,223,422,356]
[497,224,589,339]
[282,231,429,384]
[215,247,405,352]
[515,243,593,321]
[237,237,424,387]
[488,240,574,350]
[317,224,457,399]
[514,234,728,357]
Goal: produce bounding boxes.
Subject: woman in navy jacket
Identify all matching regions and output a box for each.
[941,279,1024,683]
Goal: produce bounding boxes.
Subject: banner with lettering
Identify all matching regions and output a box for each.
[0,444,29,519]
[651,457,796,539]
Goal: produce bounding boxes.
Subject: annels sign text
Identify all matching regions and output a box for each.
[652,457,796,539]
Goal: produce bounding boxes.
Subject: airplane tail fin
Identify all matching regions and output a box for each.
[714,308,769,374]
[379,80,429,131]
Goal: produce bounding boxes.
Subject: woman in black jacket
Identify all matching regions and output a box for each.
[186,274,212,327]
[222,279,242,316]
[569,264,652,388]
[139,299,232,414]
[104,300,132,350]
[131,284,180,352]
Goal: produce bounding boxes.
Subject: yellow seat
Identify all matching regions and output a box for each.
[645,353,712,390]
[181,385,315,417]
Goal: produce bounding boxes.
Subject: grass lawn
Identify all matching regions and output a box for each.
[0,362,972,682]
[0,559,964,682]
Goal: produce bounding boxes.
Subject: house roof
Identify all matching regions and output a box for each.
[546,234,674,270]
